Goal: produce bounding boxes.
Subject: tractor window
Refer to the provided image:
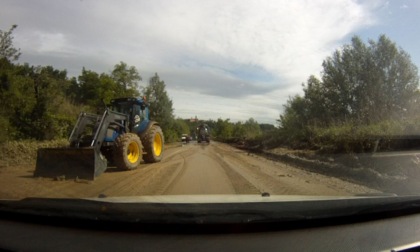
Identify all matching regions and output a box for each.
[133,104,141,118]
[112,102,131,115]
[132,104,145,124]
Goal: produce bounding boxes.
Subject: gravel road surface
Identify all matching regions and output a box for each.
[0,142,378,199]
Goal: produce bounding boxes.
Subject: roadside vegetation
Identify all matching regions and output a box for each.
[173,34,420,156]
[276,35,419,153]
[0,25,183,144]
[0,139,68,167]
[0,25,270,165]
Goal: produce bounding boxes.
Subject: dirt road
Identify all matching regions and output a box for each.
[0,142,378,199]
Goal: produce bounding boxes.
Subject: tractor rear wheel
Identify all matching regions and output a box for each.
[142,125,164,163]
[113,133,143,170]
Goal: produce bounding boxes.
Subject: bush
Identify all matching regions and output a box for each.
[163,128,179,143]
[0,139,68,167]
[310,120,411,153]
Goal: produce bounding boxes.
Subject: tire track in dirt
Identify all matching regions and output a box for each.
[205,146,260,194]
[211,145,309,195]
[123,144,198,195]
[94,144,197,196]
[163,143,242,195]
[0,144,197,199]
[212,143,310,195]
[211,143,377,196]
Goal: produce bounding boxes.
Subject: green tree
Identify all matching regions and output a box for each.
[243,118,262,139]
[278,35,420,150]
[175,118,190,135]
[280,35,419,130]
[169,118,191,142]
[111,61,141,97]
[143,73,175,140]
[320,35,419,124]
[0,24,21,61]
[70,63,141,108]
[0,25,22,141]
[259,123,276,133]
[4,71,37,140]
[28,65,73,139]
[98,73,119,104]
[0,60,78,141]
[302,75,329,125]
[0,58,16,141]
[232,121,245,139]
[76,68,102,108]
[213,118,234,140]
[278,95,309,146]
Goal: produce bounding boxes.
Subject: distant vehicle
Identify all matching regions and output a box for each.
[181,134,191,143]
[196,124,210,143]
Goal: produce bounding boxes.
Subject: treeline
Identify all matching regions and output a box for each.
[0,25,268,144]
[0,25,178,143]
[175,117,274,143]
[0,56,196,143]
[3,24,418,153]
[0,52,270,143]
[276,35,420,152]
[1,59,78,142]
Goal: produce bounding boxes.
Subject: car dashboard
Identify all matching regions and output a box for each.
[0,195,420,252]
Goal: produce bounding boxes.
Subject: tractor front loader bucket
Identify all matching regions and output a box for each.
[34,147,107,180]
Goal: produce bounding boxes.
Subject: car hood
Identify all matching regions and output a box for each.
[1,194,420,228]
[85,193,396,203]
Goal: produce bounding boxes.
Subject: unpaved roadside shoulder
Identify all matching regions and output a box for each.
[213,142,379,196]
[233,144,420,195]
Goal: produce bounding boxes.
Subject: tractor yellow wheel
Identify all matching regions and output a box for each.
[127,141,141,164]
[142,125,164,163]
[153,132,163,157]
[113,133,143,170]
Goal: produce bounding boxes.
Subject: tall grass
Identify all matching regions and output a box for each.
[310,119,420,153]
[0,139,68,167]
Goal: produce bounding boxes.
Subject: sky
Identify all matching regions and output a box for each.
[1,0,419,125]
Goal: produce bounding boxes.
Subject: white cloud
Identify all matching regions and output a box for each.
[1,0,380,124]
[17,31,76,55]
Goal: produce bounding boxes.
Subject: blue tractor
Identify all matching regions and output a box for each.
[34,97,164,180]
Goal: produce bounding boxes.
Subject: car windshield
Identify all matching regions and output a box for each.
[1,1,420,205]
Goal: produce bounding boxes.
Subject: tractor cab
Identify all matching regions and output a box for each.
[109,97,150,134]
